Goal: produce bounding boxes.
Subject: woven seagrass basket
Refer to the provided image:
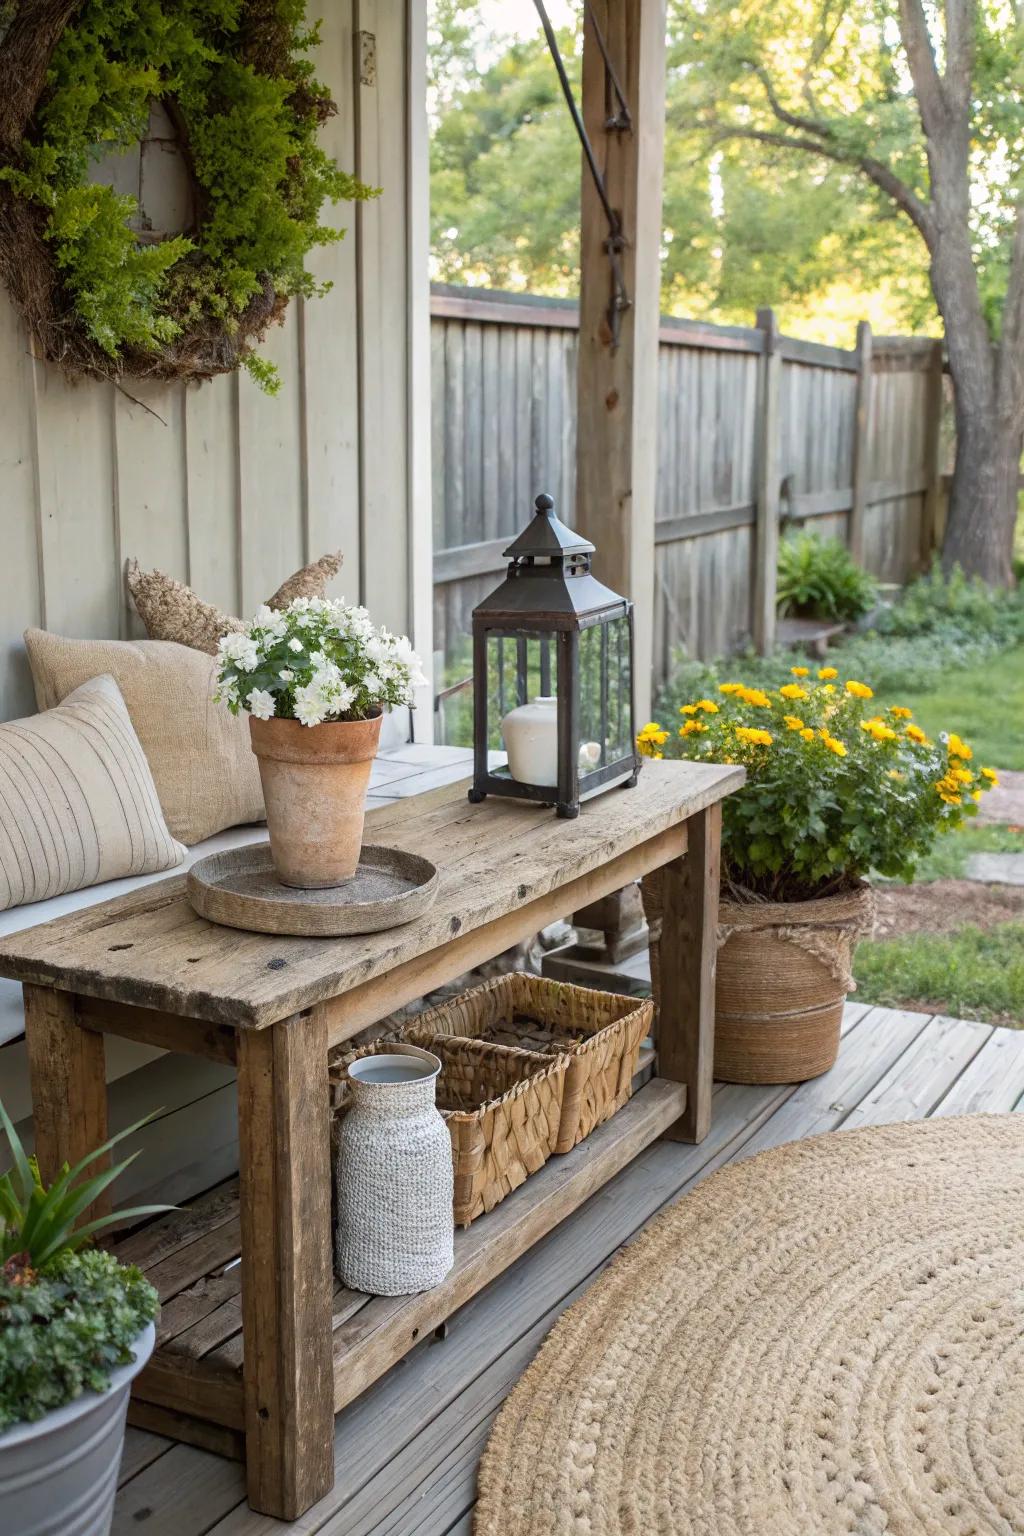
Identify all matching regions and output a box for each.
[330,1032,568,1228]
[409,972,651,1155]
[641,874,873,1084]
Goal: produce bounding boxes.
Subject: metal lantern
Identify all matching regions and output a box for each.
[468,493,640,819]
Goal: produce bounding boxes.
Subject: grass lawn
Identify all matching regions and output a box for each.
[902,822,1024,883]
[874,643,1024,769]
[854,923,1024,1026]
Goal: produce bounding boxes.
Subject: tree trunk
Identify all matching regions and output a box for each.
[942,403,1022,585]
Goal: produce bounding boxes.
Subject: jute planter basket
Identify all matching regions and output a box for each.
[642,875,874,1084]
[409,972,652,1154]
[331,1032,568,1229]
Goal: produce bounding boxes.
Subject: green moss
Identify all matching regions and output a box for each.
[1,0,376,387]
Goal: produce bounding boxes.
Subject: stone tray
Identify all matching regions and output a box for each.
[187,842,439,937]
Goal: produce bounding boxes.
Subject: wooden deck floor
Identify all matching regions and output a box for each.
[112,1000,1024,1536]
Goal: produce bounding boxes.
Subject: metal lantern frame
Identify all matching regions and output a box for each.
[468,494,641,820]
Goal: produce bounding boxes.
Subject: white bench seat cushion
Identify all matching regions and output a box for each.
[0,824,270,1052]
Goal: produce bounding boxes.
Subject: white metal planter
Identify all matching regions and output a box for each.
[0,1321,155,1536]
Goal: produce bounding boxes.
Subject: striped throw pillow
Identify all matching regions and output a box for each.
[0,674,185,912]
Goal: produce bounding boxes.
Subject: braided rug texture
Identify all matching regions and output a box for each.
[475,1115,1024,1536]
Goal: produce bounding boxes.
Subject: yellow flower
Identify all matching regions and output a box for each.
[790,666,809,677]
[739,687,772,708]
[947,733,973,760]
[718,682,745,695]
[696,698,719,713]
[905,724,928,744]
[818,667,838,680]
[779,683,808,701]
[819,728,847,757]
[822,683,836,695]
[680,703,699,715]
[972,789,983,801]
[888,769,905,781]
[860,719,897,743]
[889,706,912,720]
[951,767,974,785]
[981,767,999,785]
[845,679,873,699]
[799,727,815,742]
[783,715,805,731]
[735,726,773,746]
[680,720,707,736]
[637,722,669,757]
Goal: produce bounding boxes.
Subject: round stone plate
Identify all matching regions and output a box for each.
[187,843,439,937]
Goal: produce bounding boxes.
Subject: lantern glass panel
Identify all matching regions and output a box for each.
[577,615,632,780]
[485,630,558,758]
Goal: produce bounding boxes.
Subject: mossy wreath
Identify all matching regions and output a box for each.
[0,1,377,392]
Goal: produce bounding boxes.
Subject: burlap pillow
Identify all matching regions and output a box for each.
[266,550,343,610]
[126,551,344,653]
[0,674,185,912]
[24,630,265,847]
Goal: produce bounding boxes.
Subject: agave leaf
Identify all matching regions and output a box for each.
[0,1098,33,1205]
[48,1108,164,1197]
[51,1202,175,1260]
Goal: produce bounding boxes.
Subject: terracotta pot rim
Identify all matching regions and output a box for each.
[249,708,383,766]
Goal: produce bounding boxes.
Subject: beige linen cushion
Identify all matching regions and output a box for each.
[126,551,343,654]
[24,630,265,847]
[0,674,185,912]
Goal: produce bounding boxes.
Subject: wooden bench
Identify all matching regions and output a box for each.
[0,759,742,1520]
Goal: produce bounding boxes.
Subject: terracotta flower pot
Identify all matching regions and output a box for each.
[249,711,383,888]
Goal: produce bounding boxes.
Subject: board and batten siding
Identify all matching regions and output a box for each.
[0,3,431,1208]
[0,0,432,731]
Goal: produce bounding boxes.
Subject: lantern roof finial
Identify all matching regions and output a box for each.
[502,493,596,561]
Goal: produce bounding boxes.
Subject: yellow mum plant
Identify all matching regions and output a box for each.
[640,674,996,898]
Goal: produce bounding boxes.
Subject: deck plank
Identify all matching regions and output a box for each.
[115,1007,1021,1536]
[840,1013,992,1128]
[929,1020,1024,1116]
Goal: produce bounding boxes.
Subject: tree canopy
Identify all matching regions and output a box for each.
[428,0,939,342]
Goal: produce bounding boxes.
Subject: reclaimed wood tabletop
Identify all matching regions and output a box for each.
[0,759,742,1029]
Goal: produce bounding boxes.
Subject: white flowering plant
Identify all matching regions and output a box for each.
[214,597,427,727]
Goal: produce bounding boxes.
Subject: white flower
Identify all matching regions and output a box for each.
[288,637,304,654]
[247,688,276,721]
[294,684,327,727]
[279,668,294,682]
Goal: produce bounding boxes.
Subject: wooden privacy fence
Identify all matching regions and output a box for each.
[430,284,947,691]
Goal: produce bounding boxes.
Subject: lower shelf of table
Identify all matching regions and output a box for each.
[114,1073,686,1453]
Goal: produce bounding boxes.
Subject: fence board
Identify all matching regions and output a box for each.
[430,288,940,700]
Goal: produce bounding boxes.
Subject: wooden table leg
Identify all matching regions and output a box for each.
[237,1009,334,1519]
[24,985,110,1212]
[657,802,721,1143]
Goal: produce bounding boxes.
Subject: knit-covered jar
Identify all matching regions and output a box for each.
[334,1043,455,1296]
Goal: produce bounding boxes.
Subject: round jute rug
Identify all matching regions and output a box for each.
[475,1115,1024,1536]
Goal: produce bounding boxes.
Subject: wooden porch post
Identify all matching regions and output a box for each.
[575,0,667,724]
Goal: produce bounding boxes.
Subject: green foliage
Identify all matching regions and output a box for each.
[639,671,996,899]
[2,0,376,386]
[776,532,877,622]
[854,923,1024,1026]
[0,1098,163,1431]
[427,1,937,334]
[0,1248,157,1431]
[875,562,1024,645]
[0,1100,170,1269]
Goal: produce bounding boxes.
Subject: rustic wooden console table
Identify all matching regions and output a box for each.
[0,760,741,1520]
